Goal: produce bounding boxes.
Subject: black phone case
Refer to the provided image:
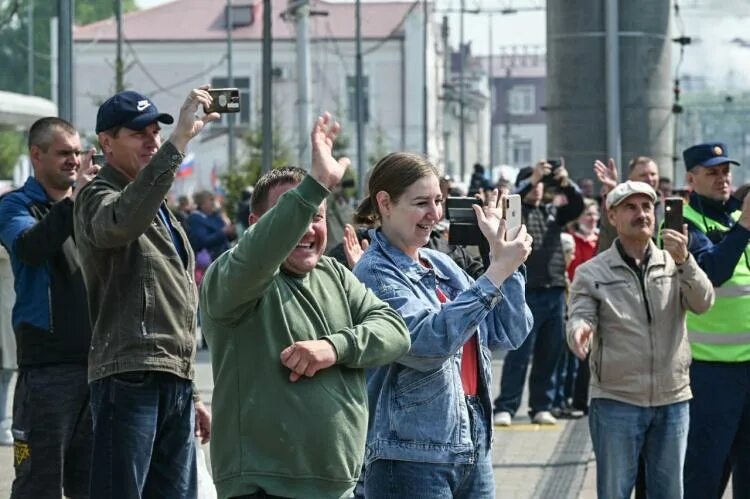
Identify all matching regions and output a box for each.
[664,198,683,232]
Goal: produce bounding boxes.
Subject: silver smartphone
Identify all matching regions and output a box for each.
[504,194,522,240]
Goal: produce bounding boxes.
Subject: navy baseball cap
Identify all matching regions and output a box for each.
[682,142,740,171]
[95,90,174,133]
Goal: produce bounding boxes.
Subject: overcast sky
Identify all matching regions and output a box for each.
[134,0,750,90]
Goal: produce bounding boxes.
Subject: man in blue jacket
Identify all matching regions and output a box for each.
[0,117,99,498]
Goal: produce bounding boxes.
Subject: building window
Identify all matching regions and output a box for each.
[210,76,250,126]
[508,85,535,116]
[347,75,370,123]
[512,139,532,166]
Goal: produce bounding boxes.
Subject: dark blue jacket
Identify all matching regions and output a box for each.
[686,193,750,287]
[186,210,230,261]
[0,177,90,367]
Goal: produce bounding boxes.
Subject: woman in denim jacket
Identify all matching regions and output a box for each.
[352,153,534,498]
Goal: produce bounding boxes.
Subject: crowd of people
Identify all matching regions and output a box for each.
[0,84,747,499]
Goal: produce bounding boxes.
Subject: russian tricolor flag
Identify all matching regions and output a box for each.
[176,153,195,178]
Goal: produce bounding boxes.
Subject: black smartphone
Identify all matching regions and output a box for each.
[446,196,482,246]
[204,88,241,114]
[664,197,684,232]
[92,153,104,166]
[543,159,562,188]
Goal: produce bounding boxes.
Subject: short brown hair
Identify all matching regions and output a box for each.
[192,190,214,207]
[28,117,78,152]
[628,156,656,173]
[251,167,307,214]
[354,152,439,225]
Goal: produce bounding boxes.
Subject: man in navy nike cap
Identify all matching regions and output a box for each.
[74,87,220,497]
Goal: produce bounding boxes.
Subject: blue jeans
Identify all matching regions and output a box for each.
[364,396,494,498]
[589,398,689,499]
[684,360,750,499]
[494,287,565,415]
[89,371,196,499]
[554,347,579,409]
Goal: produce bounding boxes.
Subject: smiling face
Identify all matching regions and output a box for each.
[629,160,660,189]
[687,163,732,202]
[608,193,654,243]
[249,181,327,276]
[99,122,162,180]
[30,128,81,193]
[377,174,443,260]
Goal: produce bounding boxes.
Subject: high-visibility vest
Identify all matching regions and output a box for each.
[683,203,750,362]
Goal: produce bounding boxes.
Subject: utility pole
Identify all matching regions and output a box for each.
[287,0,312,169]
[355,0,366,198]
[488,12,494,177]
[441,16,452,177]
[115,0,124,92]
[27,0,33,95]
[262,0,272,173]
[226,0,235,171]
[58,0,73,121]
[458,0,466,181]
[422,0,428,156]
[503,66,510,165]
[604,0,622,171]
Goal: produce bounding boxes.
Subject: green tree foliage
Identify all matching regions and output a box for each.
[220,120,293,219]
[0,129,25,179]
[0,0,137,98]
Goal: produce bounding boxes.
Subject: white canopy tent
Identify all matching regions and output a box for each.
[0,91,58,129]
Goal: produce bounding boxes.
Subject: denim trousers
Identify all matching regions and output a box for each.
[89,371,196,499]
[494,287,566,415]
[684,360,750,499]
[364,396,494,498]
[589,398,689,499]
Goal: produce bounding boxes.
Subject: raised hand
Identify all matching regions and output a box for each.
[71,148,101,201]
[342,224,369,269]
[739,187,750,230]
[661,224,689,264]
[478,221,533,288]
[555,158,570,187]
[530,160,551,185]
[593,158,618,194]
[473,188,504,243]
[280,339,338,383]
[571,323,594,360]
[169,85,221,153]
[310,113,351,190]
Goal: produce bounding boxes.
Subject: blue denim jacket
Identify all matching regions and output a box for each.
[353,229,533,465]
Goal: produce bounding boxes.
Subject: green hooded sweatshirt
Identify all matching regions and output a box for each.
[201,175,410,499]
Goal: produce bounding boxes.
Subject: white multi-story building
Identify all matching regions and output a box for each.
[72,0,445,191]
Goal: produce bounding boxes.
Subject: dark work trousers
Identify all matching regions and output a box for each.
[89,371,196,499]
[494,287,566,416]
[684,360,750,499]
[11,364,92,499]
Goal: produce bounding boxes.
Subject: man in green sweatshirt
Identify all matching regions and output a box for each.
[200,113,411,499]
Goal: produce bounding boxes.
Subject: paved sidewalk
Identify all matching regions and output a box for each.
[489,354,595,499]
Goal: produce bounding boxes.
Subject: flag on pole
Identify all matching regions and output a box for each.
[176,153,195,178]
